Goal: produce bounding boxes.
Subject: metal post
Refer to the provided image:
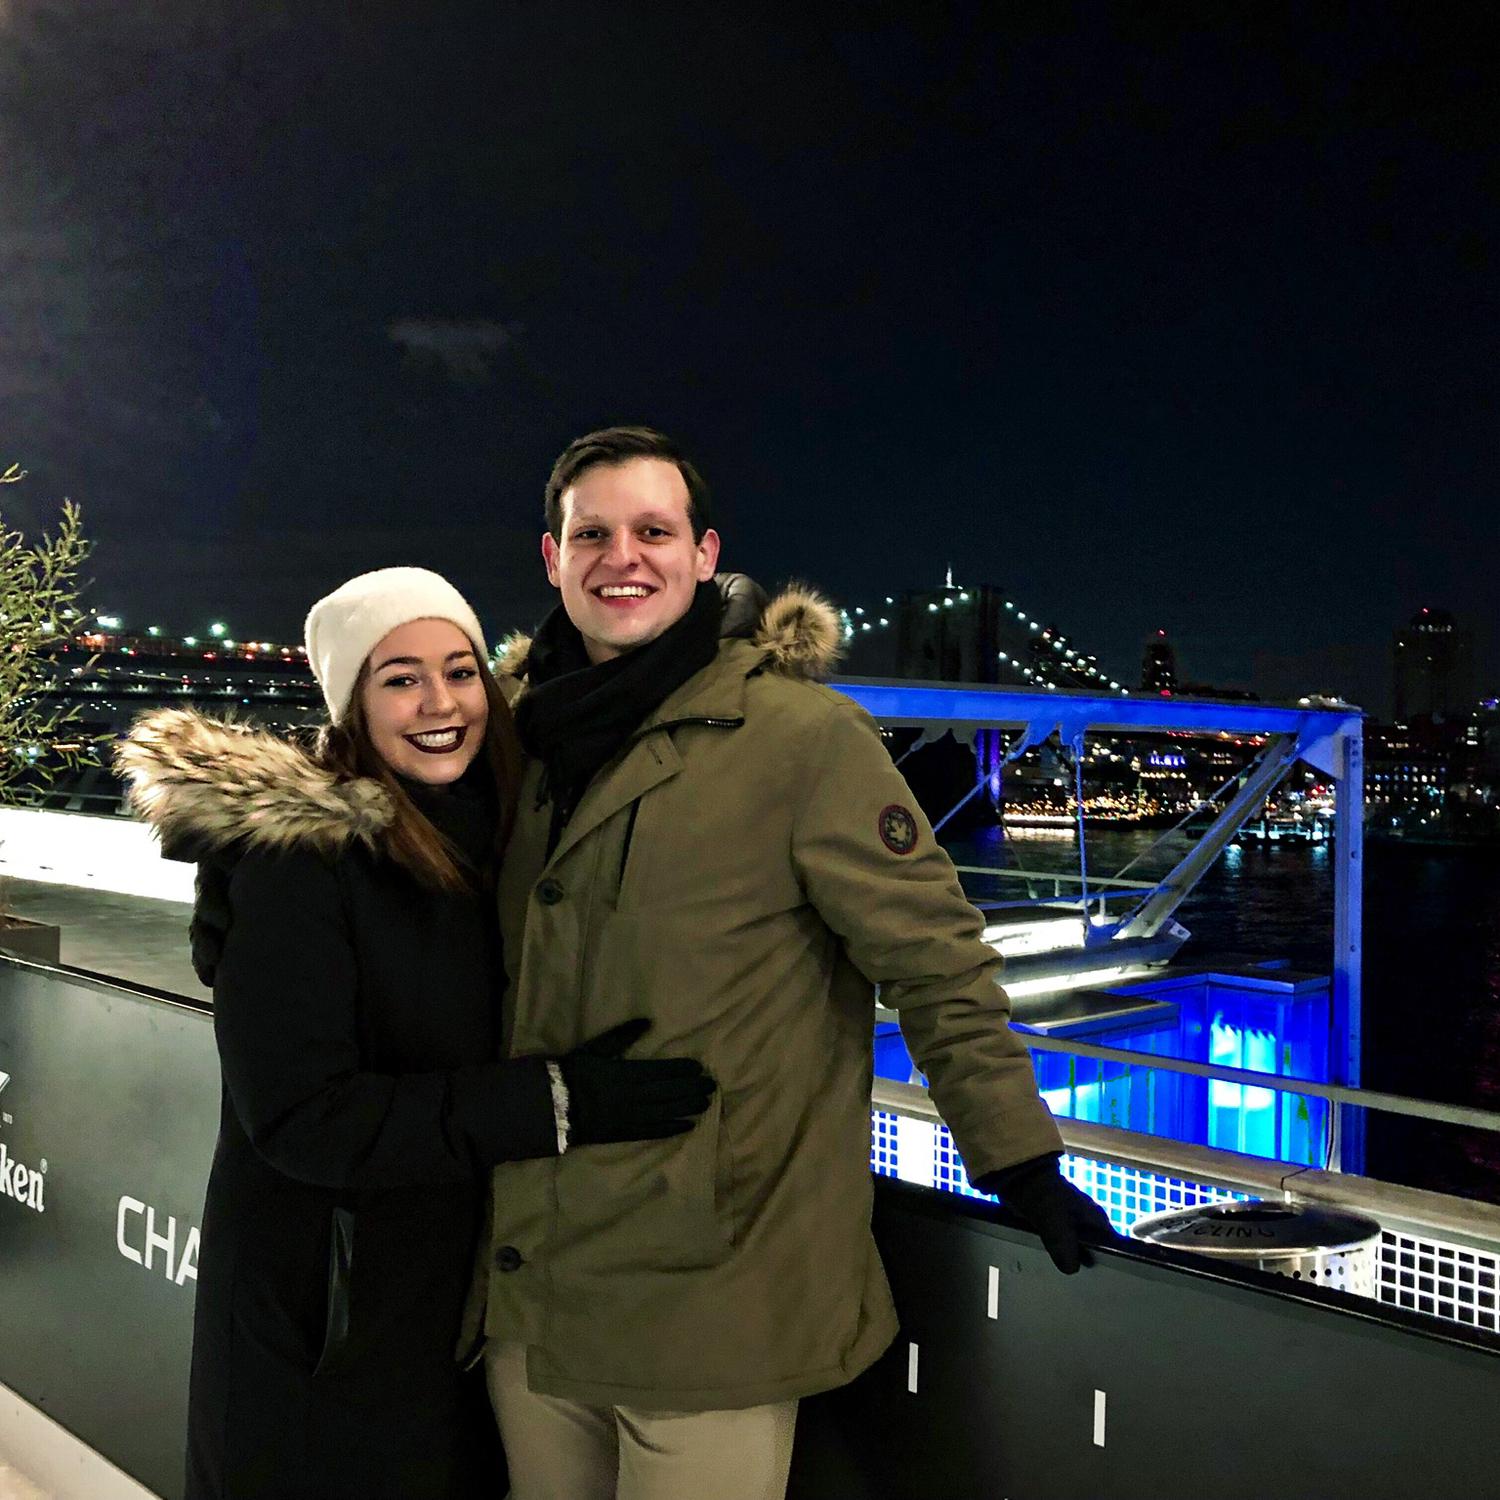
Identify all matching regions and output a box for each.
[1331,717,1365,1173]
[1072,732,1091,918]
[1105,734,1301,942]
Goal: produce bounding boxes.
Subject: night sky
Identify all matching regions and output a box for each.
[2,2,1495,715]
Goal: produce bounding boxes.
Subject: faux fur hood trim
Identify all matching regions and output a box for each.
[115,708,394,855]
[753,583,844,681]
[495,630,532,679]
[496,583,844,683]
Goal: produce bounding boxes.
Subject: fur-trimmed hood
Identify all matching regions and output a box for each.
[116,708,394,857]
[118,587,842,855]
[494,583,843,684]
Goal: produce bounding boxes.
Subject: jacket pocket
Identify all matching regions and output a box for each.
[616,800,641,896]
[556,1091,733,1274]
[312,1206,356,1377]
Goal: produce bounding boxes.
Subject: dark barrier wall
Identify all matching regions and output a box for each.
[0,958,216,1499]
[4,956,1500,1500]
[791,1185,1500,1500]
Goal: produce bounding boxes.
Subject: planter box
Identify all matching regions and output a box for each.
[0,916,62,965]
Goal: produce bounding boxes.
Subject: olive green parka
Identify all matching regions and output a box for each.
[463,586,1062,1410]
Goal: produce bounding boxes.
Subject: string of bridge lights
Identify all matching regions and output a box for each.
[80,596,1131,698]
[83,615,305,659]
[835,585,1131,696]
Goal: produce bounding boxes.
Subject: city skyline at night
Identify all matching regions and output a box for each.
[3,3,1495,718]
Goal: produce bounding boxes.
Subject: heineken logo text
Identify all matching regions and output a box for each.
[0,1140,45,1213]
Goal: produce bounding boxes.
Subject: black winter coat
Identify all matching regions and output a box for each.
[116,711,554,1500]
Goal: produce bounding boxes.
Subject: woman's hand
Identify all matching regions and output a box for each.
[555,1019,716,1147]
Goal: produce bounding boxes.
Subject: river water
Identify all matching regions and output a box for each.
[942,825,1500,1205]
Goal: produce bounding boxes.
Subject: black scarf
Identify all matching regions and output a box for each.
[514,580,724,838]
[399,757,499,882]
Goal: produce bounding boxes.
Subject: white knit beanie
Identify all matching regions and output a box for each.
[303,567,489,723]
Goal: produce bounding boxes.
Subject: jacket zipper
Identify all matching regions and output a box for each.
[631,713,744,741]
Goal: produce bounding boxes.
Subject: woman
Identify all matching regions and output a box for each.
[117,567,714,1500]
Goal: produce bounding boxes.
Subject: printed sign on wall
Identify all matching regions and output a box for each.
[0,961,218,1500]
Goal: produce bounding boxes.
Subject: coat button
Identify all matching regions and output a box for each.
[536,879,564,906]
[495,1245,525,1273]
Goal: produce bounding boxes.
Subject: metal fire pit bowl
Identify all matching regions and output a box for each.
[1131,1200,1382,1299]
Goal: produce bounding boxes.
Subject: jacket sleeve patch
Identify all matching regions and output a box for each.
[878,804,919,855]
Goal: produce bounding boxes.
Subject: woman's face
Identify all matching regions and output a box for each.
[359,618,489,785]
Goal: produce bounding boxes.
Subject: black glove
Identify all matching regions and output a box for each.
[973,1153,1116,1274]
[557,1018,716,1147]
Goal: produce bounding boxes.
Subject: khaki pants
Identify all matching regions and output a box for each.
[485,1341,798,1500]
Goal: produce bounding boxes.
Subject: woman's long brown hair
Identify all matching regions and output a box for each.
[314,658,522,892]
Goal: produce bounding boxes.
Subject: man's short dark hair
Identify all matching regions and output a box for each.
[544,426,714,542]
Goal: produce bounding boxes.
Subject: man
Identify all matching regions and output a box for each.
[467,425,1113,1500]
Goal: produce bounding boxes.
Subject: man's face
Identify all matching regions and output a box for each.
[542,456,720,664]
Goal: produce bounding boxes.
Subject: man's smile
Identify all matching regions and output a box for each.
[594,584,658,604]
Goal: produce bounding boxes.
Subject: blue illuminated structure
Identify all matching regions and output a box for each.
[837,678,1365,1171]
